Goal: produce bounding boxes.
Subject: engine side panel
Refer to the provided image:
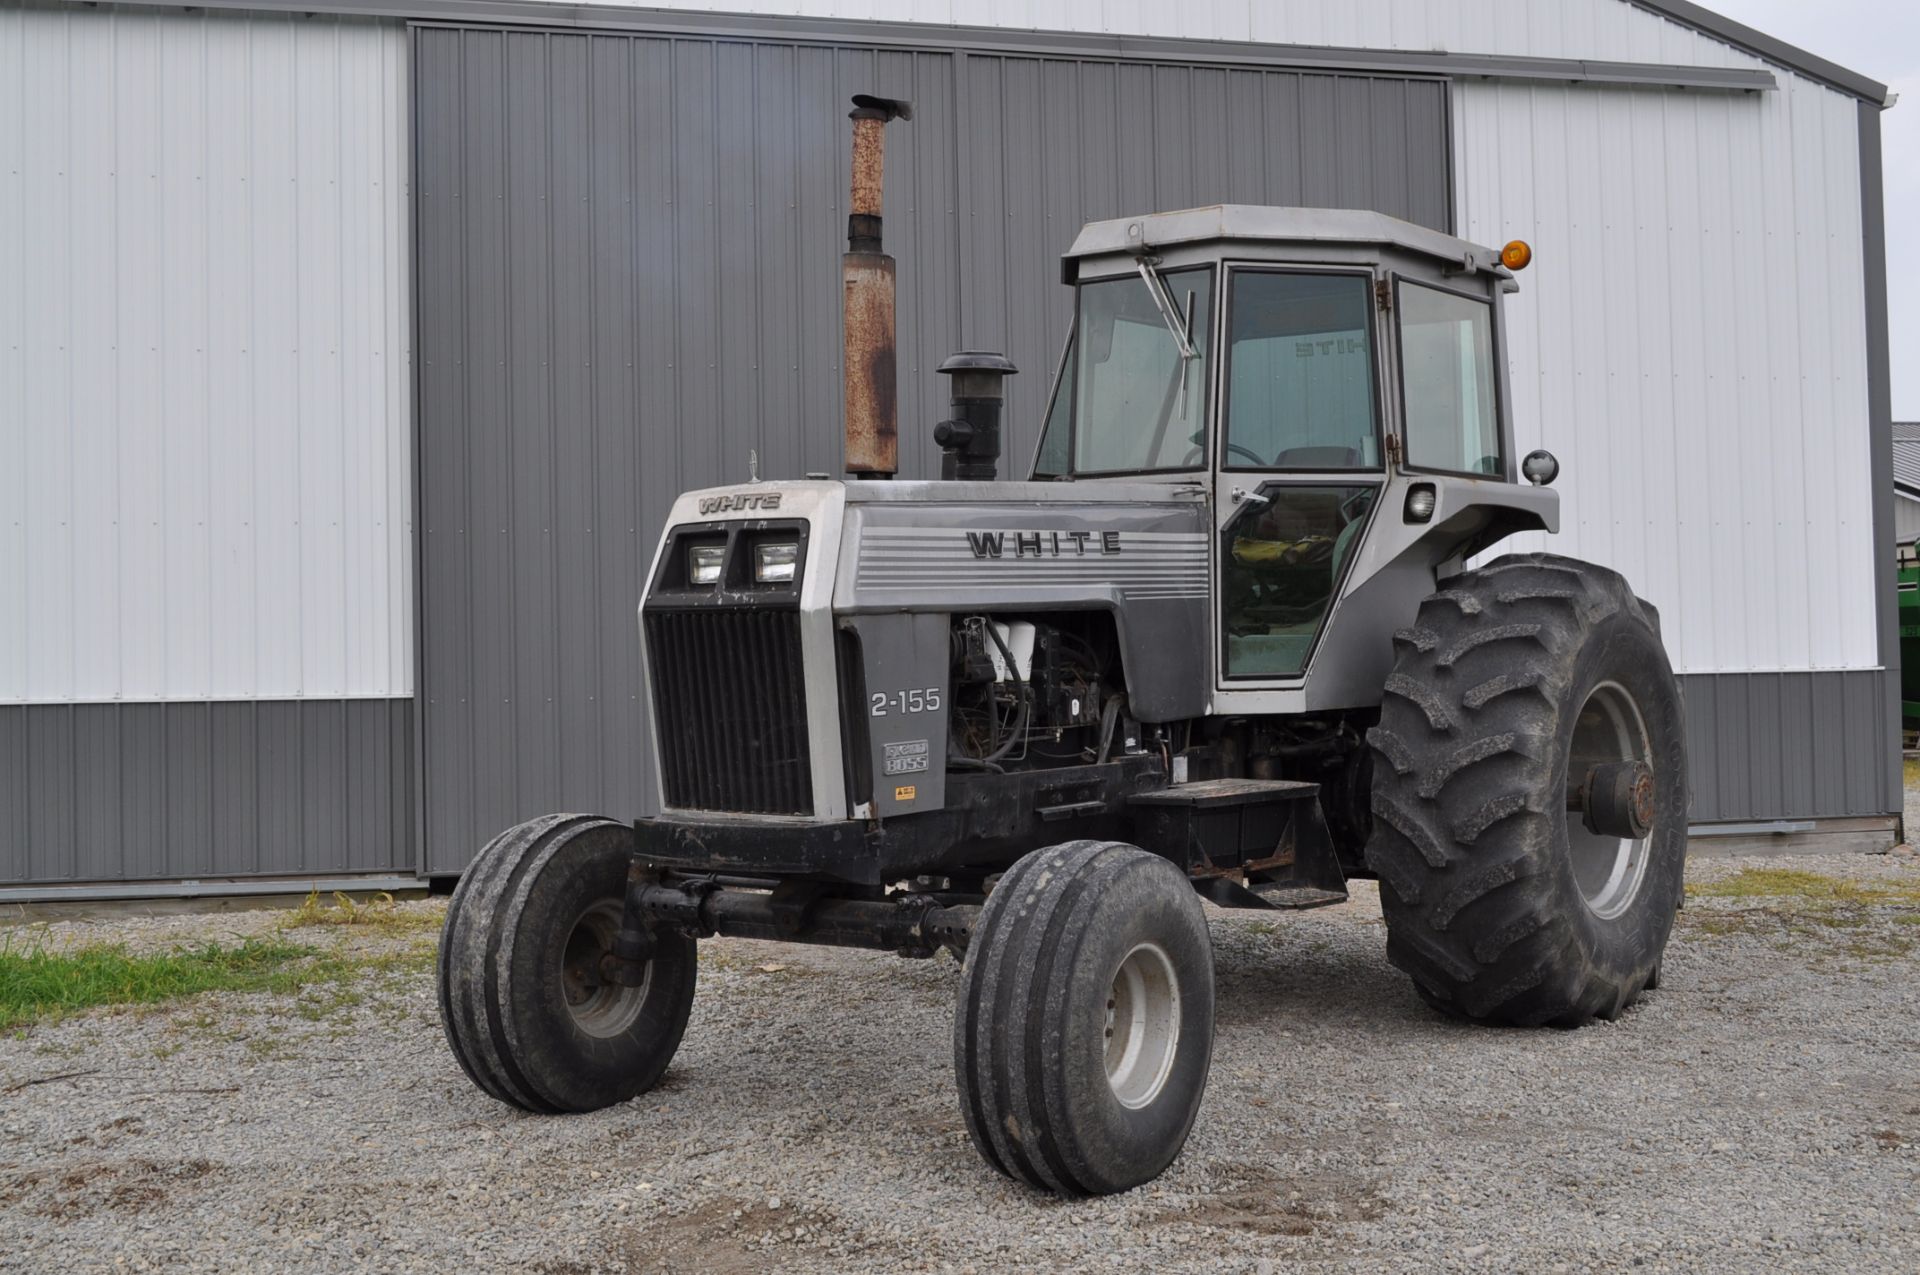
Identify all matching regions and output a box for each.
[844,612,951,818]
[835,496,1212,721]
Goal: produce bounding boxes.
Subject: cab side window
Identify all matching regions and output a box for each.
[1032,337,1075,479]
[1397,283,1501,477]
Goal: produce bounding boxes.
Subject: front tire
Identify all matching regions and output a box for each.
[1363,554,1687,1027]
[954,841,1215,1196]
[438,814,697,1112]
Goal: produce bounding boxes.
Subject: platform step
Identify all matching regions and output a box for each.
[1248,883,1348,910]
[1130,778,1320,810]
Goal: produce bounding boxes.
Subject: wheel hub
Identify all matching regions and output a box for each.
[1103,943,1181,1110]
[561,901,652,1038]
[1579,759,1656,840]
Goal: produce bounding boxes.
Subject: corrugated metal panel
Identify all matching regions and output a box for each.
[412,26,1449,870]
[1678,672,1895,823]
[1453,75,1876,679]
[490,0,1751,70]
[1892,423,1920,492]
[956,56,1448,460]
[0,699,414,885]
[1895,495,1920,546]
[0,4,413,704]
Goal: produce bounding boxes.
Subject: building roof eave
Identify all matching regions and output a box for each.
[1629,1,1891,106]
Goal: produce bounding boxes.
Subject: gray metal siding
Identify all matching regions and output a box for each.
[1678,672,1898,824]
[953,57,1450,460]
[1858,100,1901,827]
[411,24,1451,871]
[0,700,415,886]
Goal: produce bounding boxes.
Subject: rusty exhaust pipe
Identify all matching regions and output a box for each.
[843,94,911,479]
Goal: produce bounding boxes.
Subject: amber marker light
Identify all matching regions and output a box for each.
[1501,240,1534,271]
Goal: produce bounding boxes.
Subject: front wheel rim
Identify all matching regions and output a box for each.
[1104,943,1182,1110]
[1568,680,1657,920]
[560,901,651,1038]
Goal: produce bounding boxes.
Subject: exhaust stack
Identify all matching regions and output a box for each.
[842,94,911,479]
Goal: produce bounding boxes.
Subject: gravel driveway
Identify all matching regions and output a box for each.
[3,853,1918,1275]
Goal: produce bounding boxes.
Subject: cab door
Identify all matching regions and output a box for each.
[1210,266,1389,695]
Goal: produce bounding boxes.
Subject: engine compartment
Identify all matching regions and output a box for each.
[936,609,1376,870]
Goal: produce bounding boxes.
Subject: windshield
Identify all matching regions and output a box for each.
[1038,267,1214,475]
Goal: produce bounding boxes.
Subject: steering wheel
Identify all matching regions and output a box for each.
[1180,442,1277,468]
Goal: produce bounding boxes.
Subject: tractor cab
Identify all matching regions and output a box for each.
[1028,206,1557,704]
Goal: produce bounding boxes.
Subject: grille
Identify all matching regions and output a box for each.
[645,608,814,814]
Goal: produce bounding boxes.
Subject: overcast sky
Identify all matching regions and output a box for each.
[1704,0,1916,418]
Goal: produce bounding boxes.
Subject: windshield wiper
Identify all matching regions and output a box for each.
[1135,258,1196,360]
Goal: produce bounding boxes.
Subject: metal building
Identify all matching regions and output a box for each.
[0,0,1898,895]
[1894,424,1920,546]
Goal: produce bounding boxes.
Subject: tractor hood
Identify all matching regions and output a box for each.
[643,476,1214,720]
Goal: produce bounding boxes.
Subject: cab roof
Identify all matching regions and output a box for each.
[1061,205,1511,284]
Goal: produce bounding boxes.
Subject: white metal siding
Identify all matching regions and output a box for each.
[1896,494,1920,546]
[547,0,1750,68]
[0,5,412,704]
[1455,73,1875,675]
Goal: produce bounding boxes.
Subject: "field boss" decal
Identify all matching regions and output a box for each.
[883,740,931,776]
[965,530,1122,559]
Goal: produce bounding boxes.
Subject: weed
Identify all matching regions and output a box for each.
[1686,868,1920,905]
[1680,867,1920,964]
[293,982,366,1023]
[1688,913,1760,937]
[280,890,440,934]
[359,943,438,976]
[1845,935,1917,960]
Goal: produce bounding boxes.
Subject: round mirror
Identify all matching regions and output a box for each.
[1522,449,1560,486]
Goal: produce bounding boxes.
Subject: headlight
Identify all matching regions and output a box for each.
[688,544,725,585]
[754,542,799,583]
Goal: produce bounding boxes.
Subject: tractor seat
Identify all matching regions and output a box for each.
[1276,445,1361,470]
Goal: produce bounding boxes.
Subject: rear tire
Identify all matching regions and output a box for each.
[1363,554,1687,1027]
[954,841,1215,1196]
[438,814,697,1112]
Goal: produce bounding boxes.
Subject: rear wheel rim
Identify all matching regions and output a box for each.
[1569,680,1655,920]
[561,901,650,1038]
[1104,943,1181,1110]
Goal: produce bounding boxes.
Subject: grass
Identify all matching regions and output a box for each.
[280,889,441,933]
[0,917,442,1032]
[0,936,319,1031]
[1686,867,1920,905]
[1680,866,1920,962]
